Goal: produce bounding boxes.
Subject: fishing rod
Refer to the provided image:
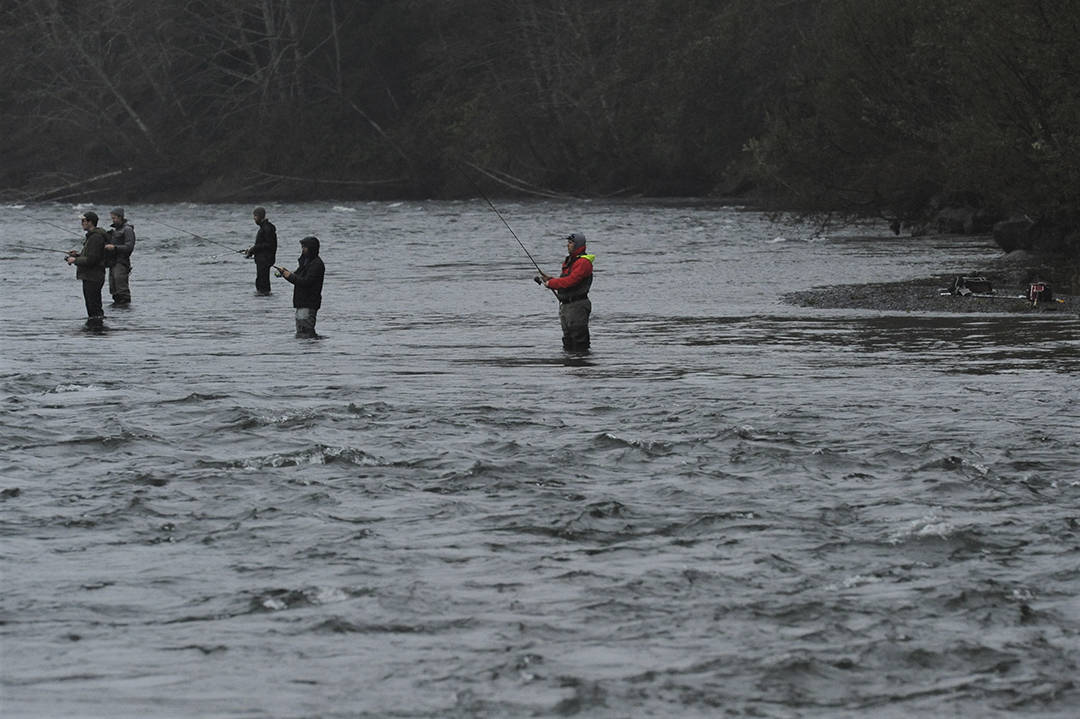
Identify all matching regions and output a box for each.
[479,191,543,275]
[149,218,246,255]
[26,244,74,254]
[456,163,544,274]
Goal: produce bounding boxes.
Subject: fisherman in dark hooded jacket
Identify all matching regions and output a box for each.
[245,206,277,295]
[277,236,325,338]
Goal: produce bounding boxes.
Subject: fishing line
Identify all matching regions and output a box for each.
[206,250,243,261]
[25,245,72,254]
[149,218,245,254]
[18,212,82,238]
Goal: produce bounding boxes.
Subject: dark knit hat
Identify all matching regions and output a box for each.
[567,232,587,251]
[110,207,125,219]
[300,236,320,255]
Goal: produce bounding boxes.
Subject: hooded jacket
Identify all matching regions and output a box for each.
[285,236,325,309]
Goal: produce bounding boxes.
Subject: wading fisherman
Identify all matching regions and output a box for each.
[277,236,325,338]
[245,206,277,295]
[105,207,135,306]
[537,232,594,352]
[65,211,108,329]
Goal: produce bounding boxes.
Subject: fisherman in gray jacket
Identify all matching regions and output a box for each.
[105,207,135,306]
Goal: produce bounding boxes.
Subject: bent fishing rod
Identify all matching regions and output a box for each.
[456,162,556,296]
[479,189,543,274]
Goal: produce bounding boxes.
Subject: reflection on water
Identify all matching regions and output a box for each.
[614,312,1078,376]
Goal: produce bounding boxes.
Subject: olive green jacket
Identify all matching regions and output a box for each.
[74,227,107,282]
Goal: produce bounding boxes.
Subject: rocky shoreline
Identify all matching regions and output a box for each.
[782,251,1077,314]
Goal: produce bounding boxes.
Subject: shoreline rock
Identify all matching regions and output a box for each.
[783,259,1076,314]
[783,278,1074,313]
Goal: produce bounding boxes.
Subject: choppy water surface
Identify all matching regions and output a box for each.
[2,200,1078,718]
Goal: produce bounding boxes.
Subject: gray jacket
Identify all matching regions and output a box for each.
[107,220,136,267]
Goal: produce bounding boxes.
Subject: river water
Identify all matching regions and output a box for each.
[2,200,1078,718]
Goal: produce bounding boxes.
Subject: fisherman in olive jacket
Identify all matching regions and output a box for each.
[65,211,108,328]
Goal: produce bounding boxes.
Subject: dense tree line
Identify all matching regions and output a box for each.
[1,0,801,201]
[749,0,1080,260]
[1,0,1078,263]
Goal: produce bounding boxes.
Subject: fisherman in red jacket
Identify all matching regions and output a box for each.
[537,232,594,352]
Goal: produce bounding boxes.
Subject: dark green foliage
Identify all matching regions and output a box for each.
[0,0,797,200]
[1,0,1079,270]
[747,0,1080,260]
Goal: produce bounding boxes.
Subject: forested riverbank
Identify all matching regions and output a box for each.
[2,1,1079,278]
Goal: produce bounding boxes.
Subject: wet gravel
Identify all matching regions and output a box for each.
[783,253,1077,314]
